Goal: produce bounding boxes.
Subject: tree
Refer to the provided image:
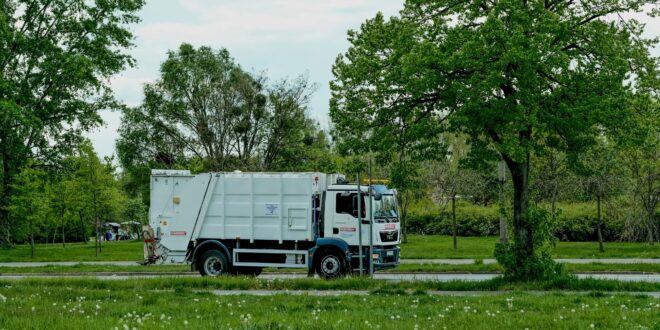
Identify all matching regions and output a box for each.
[7,162,49,256]
[390,161,423,244]
[117,44,322,200]
[0,0,144,246]
[122,197,147,239]
[576,138,623,252]
[331,1,658,279]
[70,142,124,255]
[623,97,659,245]
[425,136,486,250]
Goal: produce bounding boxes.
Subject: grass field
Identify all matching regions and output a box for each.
[1,263,660,274]
[0,240,143,262]
[401,235,660,259]
[0,278,659,329]
[1,235,659,263]
[3,275,660,292]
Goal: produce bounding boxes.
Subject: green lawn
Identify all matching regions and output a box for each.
[1,235,659,263]
[0,240,143,262]
[2,275,660,292]
[1,263,659,274]
[401,235,660,259]
[0,279,659,329]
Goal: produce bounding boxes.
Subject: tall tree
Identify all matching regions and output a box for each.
[0,0,144,246]
[7,162,49,256]
[331,1,658,279]
[117,44,321,199]
[623,97,659,245]
[577,138,622,252]
[70,142,123,255]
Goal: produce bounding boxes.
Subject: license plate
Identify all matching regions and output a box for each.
[387,251,394,256]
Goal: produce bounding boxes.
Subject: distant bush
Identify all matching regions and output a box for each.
[405,201,625,242]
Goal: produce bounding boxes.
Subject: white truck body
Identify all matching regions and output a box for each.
[147,169,401,277]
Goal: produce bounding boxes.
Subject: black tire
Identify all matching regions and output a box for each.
[233,266,262,277]
[198,250,229,277]
[315,249,346,279]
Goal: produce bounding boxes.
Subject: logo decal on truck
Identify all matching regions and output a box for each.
[340,227,356,232]
[264,203,279,216]
[385,224,396,229]
[170,231,187,236]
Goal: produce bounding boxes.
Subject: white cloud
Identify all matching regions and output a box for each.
[138,0,401,46]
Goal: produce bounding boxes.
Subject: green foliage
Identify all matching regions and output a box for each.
[331,0,659,280]
[117,44,336,201]
[7,163,49,252]
[0,0,144,245]
[407,202,628,242]
[495,206,566,281]
[4,142,127,248]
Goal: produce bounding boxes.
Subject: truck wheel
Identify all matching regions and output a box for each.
[233,267,262,277]
[315,250,346,279]
[198,250,229,276]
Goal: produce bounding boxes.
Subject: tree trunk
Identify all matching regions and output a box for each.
[29,215,34,258]
[451,194,457,250]
[98,217,102,253]
[597,194,604,253]
[498,180,508,244]
[648,211,655,246]
[79,211,87,244]
[508,155,532,254]
[61,209,66,248]
[0,152,12,248]
[94,220,99,257]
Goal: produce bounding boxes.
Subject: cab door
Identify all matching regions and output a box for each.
[325,191,366,246]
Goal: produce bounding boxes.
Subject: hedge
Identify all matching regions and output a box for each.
[405,202,625,242]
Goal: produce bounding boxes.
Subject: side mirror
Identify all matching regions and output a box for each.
[373,192,382,201]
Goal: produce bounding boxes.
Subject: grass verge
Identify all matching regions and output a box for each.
[401,235,660,259]
[2,275,660,292]
[1,263,659,274]
[1,235,659,262]
[0,278,659,329]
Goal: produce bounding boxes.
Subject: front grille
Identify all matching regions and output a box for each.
[379,230,398,242]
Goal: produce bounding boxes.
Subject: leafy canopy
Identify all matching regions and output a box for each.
[331,0,658,168]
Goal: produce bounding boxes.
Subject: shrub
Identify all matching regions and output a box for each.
[494,206,567,281]
[406,202,625,242]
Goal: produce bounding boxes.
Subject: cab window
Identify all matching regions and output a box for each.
[335,193,366,218]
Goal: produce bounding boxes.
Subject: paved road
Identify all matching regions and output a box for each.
[205,290,660,298]
[2,258,659,267]
[0,261,140,267]
[2,272,660,282]
[401,258,660,265]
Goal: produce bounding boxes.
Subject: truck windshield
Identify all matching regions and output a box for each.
[372,194,398,220]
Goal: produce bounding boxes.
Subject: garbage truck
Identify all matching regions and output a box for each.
[142,170,401,278]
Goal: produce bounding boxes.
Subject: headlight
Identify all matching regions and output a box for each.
[372,253,379,259]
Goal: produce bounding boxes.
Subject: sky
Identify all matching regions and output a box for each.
[85,1,660,159]
[85,0,404,159]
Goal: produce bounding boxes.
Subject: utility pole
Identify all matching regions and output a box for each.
[498,157,508,244]
[357,173,363,275]
[368,160,374,277]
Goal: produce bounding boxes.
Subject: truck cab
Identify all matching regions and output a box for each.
[321,184,401,271]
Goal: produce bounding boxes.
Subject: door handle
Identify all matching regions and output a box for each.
[288,216,292,227]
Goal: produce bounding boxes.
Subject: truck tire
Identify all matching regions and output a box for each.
[198,250,229,276]
[315,249,346,279]
[233,267,262,277]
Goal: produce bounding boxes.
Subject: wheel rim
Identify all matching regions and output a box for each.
[203,256,223,276]
[321,255,340,275]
